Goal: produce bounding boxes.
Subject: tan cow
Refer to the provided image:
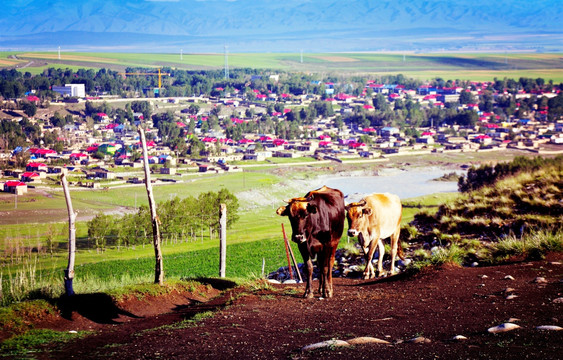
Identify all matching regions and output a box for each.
[345,193,405,279]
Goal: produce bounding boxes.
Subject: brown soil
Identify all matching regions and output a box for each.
[4,255,563,359]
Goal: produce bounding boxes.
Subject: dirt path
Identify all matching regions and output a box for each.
[23,254,563,359]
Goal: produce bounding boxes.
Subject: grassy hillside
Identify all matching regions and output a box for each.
[409,159,563,266]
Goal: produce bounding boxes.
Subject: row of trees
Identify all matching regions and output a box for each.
[87,189,240,251]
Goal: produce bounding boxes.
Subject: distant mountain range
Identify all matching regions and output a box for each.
[1,0,562,52]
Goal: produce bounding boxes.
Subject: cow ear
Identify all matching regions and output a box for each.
[363,208,372,216]
[276,206,288,216]
[306,203,318,214]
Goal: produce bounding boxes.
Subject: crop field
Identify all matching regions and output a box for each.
[2,51,562,82]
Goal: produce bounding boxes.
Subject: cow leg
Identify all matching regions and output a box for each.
[389,226,401,275]
[316,251,326,296]
[298,242,314,299]
[376,239,385,277]
[363,240,378,279]
[324,246,337,298]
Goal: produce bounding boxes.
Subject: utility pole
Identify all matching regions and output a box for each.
[224,45,229,80]
[58,46,61,60]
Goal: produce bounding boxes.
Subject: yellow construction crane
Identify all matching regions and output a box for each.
[118,68,170,88]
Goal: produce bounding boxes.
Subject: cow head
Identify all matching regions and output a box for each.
[276,196,318,243]
[345,200,372,246]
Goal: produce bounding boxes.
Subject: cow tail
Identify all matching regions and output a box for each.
[397,241,406,260]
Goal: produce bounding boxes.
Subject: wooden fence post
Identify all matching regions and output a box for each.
[219,203,227,278]
[282,224,303,283]
[139,126,164,285]
[281,224,294,280]
[61,173,77,296]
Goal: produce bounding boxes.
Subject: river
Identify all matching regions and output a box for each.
[323,167,464,200]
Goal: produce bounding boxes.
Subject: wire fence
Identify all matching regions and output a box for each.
[0,216,299,278]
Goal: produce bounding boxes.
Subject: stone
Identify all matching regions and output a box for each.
[553,297,563,304]
[347,337,390,345]
[533,277,547,284]
[505,295,519,300]
[452,335,467,341]
[283,279,297,284]
[398,259,412,267]
[267,279,281,284]
[301,340,350,352]
[488,323,521,333]
[536,325,563,331]
[471,262,479,267]
[507,318,521,323]
[479,274,489,279]
[407,336,431,344]
[504,275,515,280]
[503,288,516,293]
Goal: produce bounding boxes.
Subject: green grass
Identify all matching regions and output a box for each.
[4,51,563,82]
[489,229,563,263]
[0,233,298,305]
[0,328,90,357]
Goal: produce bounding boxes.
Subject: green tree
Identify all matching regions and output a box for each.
[87,213,116,252]
[21,101,37,117]
[458,90,475,105]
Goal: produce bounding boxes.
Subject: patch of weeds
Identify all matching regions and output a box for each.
[495,338,515,348]
[110,282,174,302]
[488,228,563,264]
[259,294,276,301]
[0,299,56,334]
[293,328,314,334]
[340,242,361,256]
[192,310,214,322]
[282,288,300,296]
[429,244,466,266]
[139,310,216,335]
[0,329,90,357]
[226,291,251,306]
[248,280,273,292]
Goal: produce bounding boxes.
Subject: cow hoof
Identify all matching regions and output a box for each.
[303,292,314,299]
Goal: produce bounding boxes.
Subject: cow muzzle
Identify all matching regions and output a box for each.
[348,229,359,237]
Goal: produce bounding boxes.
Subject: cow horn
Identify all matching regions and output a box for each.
[283,197,308,203]
[347,200,367,208]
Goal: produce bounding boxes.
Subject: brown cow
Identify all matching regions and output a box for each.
[276,186,345,298]
[345,193,405,279]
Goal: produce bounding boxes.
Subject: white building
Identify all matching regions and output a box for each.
[52,84,86,98]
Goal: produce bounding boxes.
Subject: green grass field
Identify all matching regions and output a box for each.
[2,51,562,82]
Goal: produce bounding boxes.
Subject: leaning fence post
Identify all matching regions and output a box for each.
[281,224,294,280]
[282,224,303,283]
[219,203,227,278]
[61,173,77,296]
